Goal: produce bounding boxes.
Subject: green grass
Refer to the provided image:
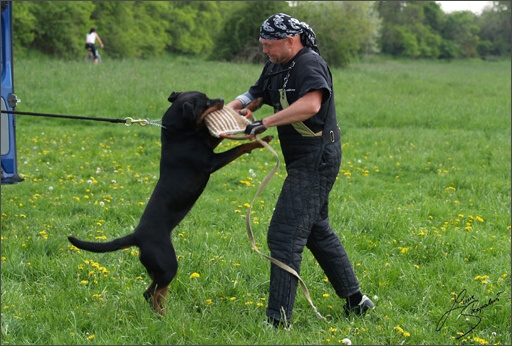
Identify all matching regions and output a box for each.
[1,54,510,345]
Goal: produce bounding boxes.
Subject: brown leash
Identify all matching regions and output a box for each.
[246,136,326,321]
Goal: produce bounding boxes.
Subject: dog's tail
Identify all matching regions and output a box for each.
[68,233,136,253]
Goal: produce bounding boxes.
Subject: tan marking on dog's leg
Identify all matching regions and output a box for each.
[153,285,168,315]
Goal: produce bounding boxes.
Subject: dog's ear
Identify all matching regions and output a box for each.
[168,92,182,103]
[182,101,203,123]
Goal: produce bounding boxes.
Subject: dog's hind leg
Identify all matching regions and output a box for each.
[143,281,157,303]
[139,239,178,315]
[141,247,178,315]
[153,285,168,315]
[143,281,168,315]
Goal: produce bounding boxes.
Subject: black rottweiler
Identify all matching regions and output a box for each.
[68,91,271,314]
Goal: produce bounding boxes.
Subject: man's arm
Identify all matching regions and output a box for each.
[244,89,323,136]
[262,89,322,127]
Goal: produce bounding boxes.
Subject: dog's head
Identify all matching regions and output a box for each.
[164,91,224,132]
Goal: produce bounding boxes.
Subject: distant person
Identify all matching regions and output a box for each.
[85,28,104,64]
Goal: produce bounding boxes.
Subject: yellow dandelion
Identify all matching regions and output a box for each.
[206,299,212,305]
[473,336,489,344]
[394,325,404,333]
[87,334,95,340]
[189,272,200,279]
[475,275,489,281]
[80,280,88,285]
[323,293,330,298]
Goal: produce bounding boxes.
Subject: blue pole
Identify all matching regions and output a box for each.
[1,1,23,184]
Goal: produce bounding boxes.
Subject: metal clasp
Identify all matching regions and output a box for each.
[124,117,148,127]
[7,94,20,108]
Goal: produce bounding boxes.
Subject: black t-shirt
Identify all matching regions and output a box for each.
[248,47,336,139]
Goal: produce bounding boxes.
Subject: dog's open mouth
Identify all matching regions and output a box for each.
[197,98,224,126]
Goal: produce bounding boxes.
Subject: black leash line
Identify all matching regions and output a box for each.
[1,109,127,124]
[0,110,160,127]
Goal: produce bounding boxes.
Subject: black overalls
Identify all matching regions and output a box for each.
[248,48,361,323]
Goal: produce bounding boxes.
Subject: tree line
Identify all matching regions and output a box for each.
[11,1,511,67]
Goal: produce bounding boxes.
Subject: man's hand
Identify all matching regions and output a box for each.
[245,120,267,135]
[238,108,254,121]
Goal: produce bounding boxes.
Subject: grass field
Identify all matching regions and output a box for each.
[1,54,510,345]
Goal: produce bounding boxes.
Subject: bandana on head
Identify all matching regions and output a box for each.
[260,13,320,54]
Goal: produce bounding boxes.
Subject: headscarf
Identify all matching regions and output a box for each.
[260,13,320,55]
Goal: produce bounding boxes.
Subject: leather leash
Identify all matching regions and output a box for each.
[0,110,165,128]
[246,136,326,321]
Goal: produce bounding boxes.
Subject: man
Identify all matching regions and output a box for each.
[227,13,374,328]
